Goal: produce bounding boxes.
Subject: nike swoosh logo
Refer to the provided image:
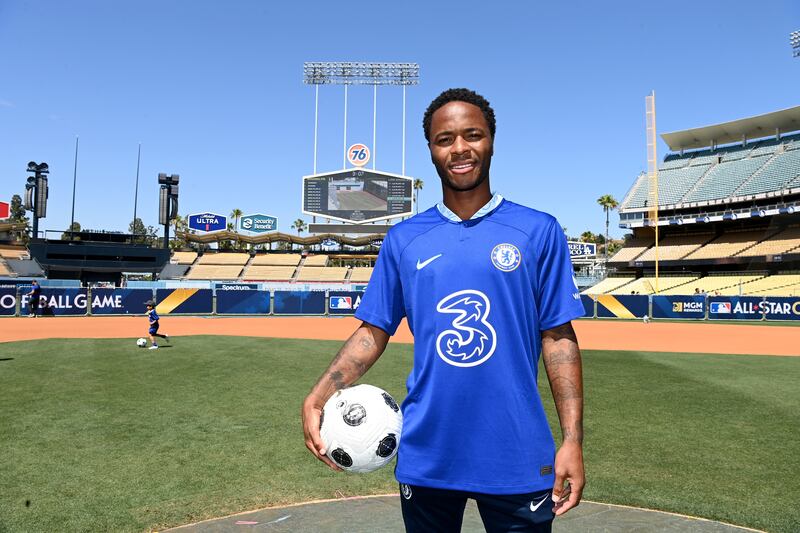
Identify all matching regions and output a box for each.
[416,254,442,270]
[530,495,549,512]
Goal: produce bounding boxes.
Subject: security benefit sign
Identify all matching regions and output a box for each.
[239,214,277,234]
[568,241,597,258]
[89,289,155,315]
[20,288,89,316]
[651,296,705,320]
[328,291,363,315]
[189,212,227,232]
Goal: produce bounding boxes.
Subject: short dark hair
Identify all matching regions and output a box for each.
[422,88,496,142]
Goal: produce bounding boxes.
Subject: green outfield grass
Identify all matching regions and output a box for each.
[0,336,798,532]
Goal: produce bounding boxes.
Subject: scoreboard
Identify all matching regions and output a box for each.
[303,169,413,224]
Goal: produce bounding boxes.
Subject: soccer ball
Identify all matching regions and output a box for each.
[136,338,147,348]
[320,384,403,473]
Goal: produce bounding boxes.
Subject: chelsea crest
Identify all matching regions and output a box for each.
[490,243,521,272]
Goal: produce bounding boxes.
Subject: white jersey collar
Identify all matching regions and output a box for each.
[436,193,504,222]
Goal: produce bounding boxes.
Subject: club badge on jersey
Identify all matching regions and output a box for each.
[490,243,521,272]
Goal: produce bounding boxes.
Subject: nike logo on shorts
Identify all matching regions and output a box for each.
[529,494,549,512]
[416,254,442,270]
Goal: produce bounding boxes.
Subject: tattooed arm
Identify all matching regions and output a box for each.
[302,321,391,470]
[541,321,584,515]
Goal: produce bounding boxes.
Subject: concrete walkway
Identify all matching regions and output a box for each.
[167,495,759,532]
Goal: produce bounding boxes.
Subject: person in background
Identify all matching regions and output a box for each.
[27,280,42,318]
[144,300,169,350]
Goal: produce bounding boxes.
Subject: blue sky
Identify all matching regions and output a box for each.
[1,0,799,239]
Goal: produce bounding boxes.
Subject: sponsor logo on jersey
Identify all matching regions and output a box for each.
[435,290,497,368]
[490,243,521,272]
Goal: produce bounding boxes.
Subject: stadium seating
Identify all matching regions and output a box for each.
[735,226,800,257]
[251,254,301,266]
[734,149,800,196]
[197,253,249,265]
[581,277,635,295]
[242,265,296,281]
[0,246,27,259]
[303,255,329,267]
[661,165,715,204]
[349,267,373,283]
[609,276,697,295]
[0,259,12,277]
[296,266,348,282]
[621,134,800,209]
[683,156,768,203]
[635,234,713,262]
[185,265,243,280]
[608,239,652,263]
[658,273,764,295]
[171,251,198,264]
[683,230,769,260]
[740,274,800,296]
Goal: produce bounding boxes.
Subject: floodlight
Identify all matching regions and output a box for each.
[791,30,800,57]
[27,161,37,171]
[303,62,419,86]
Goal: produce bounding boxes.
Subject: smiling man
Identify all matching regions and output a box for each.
[302,88,585,532]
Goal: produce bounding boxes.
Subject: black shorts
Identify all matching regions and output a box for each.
[399,483,554,533]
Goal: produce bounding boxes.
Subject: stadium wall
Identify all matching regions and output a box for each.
[2,283,799,321]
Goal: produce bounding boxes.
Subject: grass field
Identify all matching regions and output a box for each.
[0,336,798,532]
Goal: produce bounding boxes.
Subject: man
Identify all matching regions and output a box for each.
[26,280,42,318]
[144,300,169,350]
[302,88,585,532]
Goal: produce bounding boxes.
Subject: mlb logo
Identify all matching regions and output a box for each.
[330,296,352,310]
[672,302,683,312]
[710,302,731,314]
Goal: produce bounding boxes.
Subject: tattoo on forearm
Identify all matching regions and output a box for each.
[542,322,584,445]
[311,327,380,398]
[543,349,580,366]
[329,370,346,391]
[550,376,582,402]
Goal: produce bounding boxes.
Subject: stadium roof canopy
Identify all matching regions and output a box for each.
[661,105,800,152]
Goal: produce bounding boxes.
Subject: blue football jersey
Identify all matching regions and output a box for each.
[148,309,160,323]
[355,198,583,494]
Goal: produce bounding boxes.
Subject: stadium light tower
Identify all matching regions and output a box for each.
[303,62,419,175]
[791,31,800,57]
[24,161,49,239]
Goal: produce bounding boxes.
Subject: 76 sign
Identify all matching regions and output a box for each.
[347,143,371,167]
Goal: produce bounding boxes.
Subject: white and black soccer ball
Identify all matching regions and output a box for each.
[320,384,403,473]
[136,338,148,348]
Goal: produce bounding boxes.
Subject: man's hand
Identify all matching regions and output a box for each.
[302,397,342,471]
[552,440,584,515]
[301,322,389,471]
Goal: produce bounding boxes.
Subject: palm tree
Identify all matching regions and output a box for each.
[580,231,595,243]
[230,209,243,249]
[597,194,619,267]
[292,218,307,236]
[413,179,424,214]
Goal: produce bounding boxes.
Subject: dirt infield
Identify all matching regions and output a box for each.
[0,316,796,355]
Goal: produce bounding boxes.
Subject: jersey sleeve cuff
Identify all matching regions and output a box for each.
[354,309,399,336]
[539,306,584,332]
